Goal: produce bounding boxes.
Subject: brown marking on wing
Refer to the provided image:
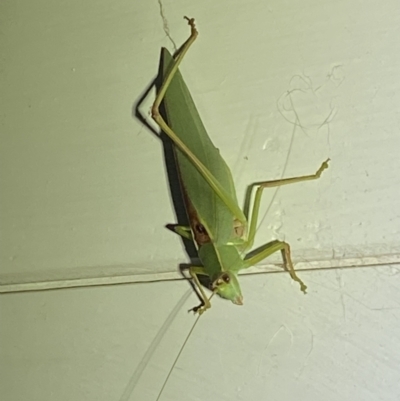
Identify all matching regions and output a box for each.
[180,182,212,246]
[174,150,244,246]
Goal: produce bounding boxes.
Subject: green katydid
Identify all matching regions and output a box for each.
[151,17,329,314]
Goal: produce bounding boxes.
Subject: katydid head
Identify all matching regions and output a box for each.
[211,272,243,305]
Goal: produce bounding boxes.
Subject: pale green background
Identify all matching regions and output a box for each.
[1,0,400,400]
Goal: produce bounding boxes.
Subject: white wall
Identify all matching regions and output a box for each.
[1,1,400,400]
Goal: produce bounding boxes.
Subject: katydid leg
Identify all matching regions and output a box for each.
[189,266,213,314]
[240,159,329,292]
[245,159,330,250]
[243,239,307,293]
[152,17,198,116]
[167,224,193,240]
[151,18,247,224]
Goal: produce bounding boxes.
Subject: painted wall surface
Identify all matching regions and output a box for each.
[1,0,399,289]
[2,267,400,400]
[1,0,400,400]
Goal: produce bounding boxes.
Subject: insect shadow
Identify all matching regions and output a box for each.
[133,49,212,302]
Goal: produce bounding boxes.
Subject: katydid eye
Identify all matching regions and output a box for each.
[212,273,230,289]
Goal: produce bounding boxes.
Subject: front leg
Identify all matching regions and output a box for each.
[189,266,213,314]
[244,240,307,293]
[166,224,193,240]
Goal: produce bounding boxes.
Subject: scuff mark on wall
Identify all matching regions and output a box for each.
[157,0,178,52]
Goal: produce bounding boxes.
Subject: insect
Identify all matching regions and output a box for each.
[151,17,330,314]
